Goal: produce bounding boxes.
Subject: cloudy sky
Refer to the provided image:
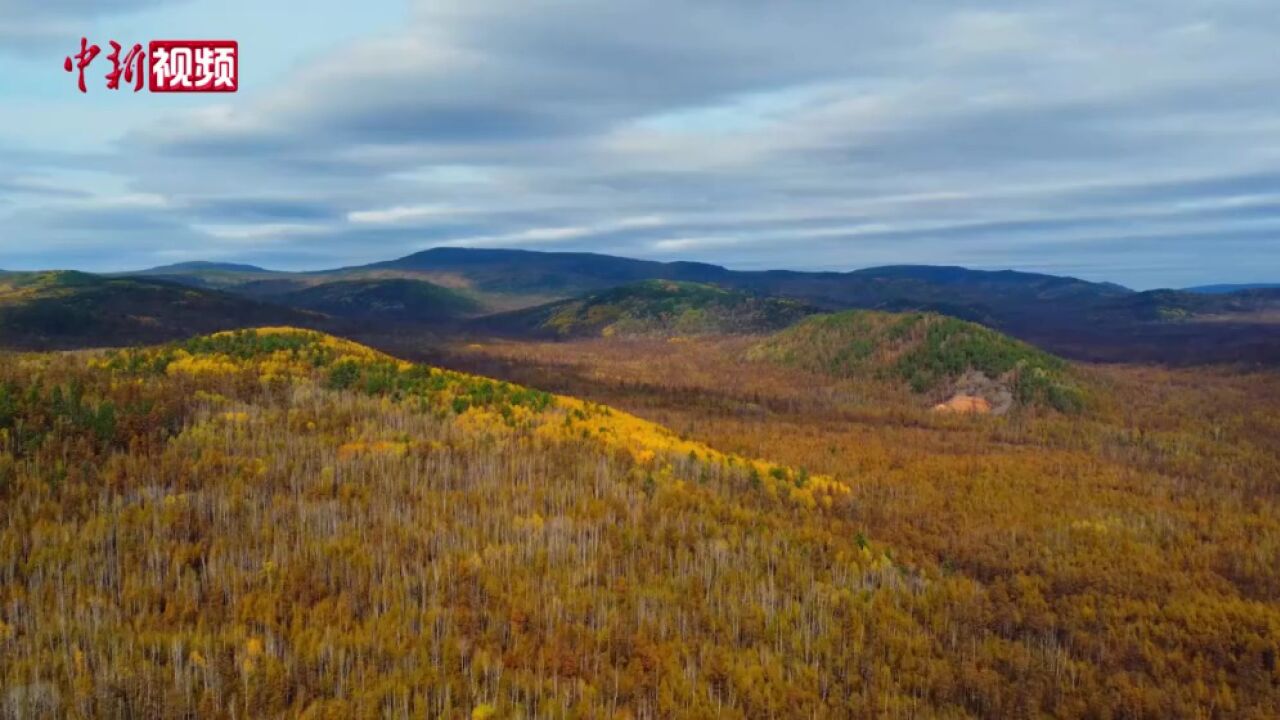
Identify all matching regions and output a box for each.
[2,0,1279,288]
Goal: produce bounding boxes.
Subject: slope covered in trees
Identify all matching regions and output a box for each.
[444,334,1280,719]
[278,278,482,322]
[0,271,311,350]
[2,328,866,718]
[474,280,815,339]
[751,310,1087,412]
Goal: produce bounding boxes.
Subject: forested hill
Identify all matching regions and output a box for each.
[751,309,1087,413]
[474,279,817,338]
[0,328,862,718]
[0,271,312,350]
[277,278,483,321]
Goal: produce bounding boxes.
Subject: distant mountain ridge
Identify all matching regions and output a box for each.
[1092,287,1280,323]
[135,250,1130,304]
[362,247,734,296]
[6,247,1274,364]
[1185,283,1280,294]
[131,249,1133,321]
[140,261,273,274]
[126,261,286,291]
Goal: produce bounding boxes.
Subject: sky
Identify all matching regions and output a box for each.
[2,0,1279,289]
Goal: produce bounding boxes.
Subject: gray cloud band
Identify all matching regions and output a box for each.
[3,0,1280,288]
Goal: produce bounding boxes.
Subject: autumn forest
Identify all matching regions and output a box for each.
[1,269,1279,719]
[8,0,1280,713]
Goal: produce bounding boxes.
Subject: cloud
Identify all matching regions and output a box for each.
[436,215,668,248]
[348,204,463,225]
[3,0,1280,288]
[0,178,91,200]
[0,0,190,53]
[189,222,330,242]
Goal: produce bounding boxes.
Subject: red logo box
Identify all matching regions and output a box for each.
[149,40,238,92]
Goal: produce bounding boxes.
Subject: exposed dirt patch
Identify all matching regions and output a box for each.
[934,370,1015,415]
[932,394,993,414]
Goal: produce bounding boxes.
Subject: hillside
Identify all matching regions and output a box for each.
[737,264,1130,317]
[362,247,731,296]
[750,309,1086,413]
[278,278,482,322]
[440,330,1280,719]
[475,280,816,338]
[0,271,311,350]
[0,328,863,718]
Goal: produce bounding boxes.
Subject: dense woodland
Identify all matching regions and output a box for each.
[3,329,848,718]
[748,310,1085,412]
[443,335,1280,719]
[1,327,1278,718]
[475,280,816,340]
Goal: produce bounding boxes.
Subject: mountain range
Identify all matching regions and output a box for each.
[2,248,1277,363]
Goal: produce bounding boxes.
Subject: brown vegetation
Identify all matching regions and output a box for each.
[1,326,1278,718]
[439,335,1280,718]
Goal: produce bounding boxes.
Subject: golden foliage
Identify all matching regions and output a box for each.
[0,329,877,718]
[442,334,1280,719]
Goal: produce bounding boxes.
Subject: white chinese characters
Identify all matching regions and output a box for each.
[149,41,237,92]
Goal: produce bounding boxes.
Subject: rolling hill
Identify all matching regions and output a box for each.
[139,261,272,274]
[277,278,482,322]
[0,271,313,350]
[360,246,732,296]
[125,261,286,290]
[750,309,1087,413]
[474,279,817,338]
[0,328,859,718]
